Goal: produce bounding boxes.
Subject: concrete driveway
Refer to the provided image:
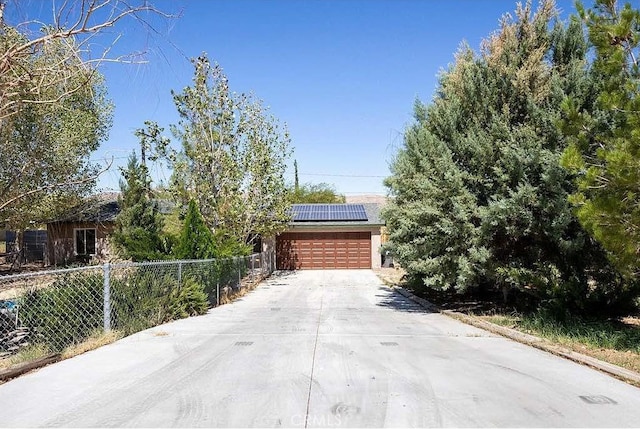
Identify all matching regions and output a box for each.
[0,270,639,427]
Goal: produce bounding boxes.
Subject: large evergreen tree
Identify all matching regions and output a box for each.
[384,0,633,316]
[561,0,640,280]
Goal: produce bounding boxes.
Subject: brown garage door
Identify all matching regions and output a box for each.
[276,232,371,270]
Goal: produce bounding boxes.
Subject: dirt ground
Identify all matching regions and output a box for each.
[373,267,406,287]
[0,261,47,276]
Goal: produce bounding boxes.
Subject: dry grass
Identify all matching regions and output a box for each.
[0,343,51,370]
[0,331,122,369]
[61,330,123,359]
[219,275,266,305]
[0,271,58,300]
[374,267,407,287]
[0,330,123,382]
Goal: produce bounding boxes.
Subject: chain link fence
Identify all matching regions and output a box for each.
[0,250,275,362]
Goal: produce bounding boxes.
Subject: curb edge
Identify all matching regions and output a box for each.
[392,286,640,387]
[0,354,61,382]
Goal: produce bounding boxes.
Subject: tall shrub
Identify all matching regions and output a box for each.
[20,273,104,351]
[384,0,631,316]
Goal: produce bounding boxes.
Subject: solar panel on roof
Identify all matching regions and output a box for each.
[291,204,368,222]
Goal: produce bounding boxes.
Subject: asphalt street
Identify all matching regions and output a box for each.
[0,270,639,427]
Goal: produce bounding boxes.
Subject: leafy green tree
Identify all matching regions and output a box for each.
[165,54,291,250]
[289,160,344,203]
[0,29,112,229]
[111,152,166,262]
[291,183,346,204]
[384,0,633,316]
[560,0,640,279]
[174,200,217,260]
[0,0,170,230]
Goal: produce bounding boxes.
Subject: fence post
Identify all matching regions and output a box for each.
[251,255,255,284]
[216,281,220,306]
[178,261,182,288]
[103,262,111,332]
[237,257,241,290]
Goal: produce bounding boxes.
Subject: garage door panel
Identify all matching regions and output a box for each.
[277,232,371,270]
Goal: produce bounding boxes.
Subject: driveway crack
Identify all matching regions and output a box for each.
[304,295,324,428]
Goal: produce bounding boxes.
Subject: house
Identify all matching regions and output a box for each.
[4,230,48,263]
[275,203,385,270]
[46,193,119,266]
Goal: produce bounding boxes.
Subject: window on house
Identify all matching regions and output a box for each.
[75,228,96,255]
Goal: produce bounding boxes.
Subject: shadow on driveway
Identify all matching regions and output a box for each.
[375,287,436,313]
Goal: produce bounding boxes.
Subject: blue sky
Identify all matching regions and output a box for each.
[18,0,581,196]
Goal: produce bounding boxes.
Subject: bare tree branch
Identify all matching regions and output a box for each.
[0,0,177,228]
[0,0,177,120]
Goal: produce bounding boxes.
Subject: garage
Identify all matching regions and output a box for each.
[275,203,384,270]
[276,231,371,270]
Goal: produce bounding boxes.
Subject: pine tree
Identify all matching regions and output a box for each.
[383,116,487,292]
[174,199,216,260]
[111,154,166,261]
[560,0,640,280]
[384,0,633,316]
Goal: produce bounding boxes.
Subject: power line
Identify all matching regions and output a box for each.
[295,173,388,178]
[90,155,389,181]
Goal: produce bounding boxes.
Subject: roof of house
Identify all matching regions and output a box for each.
[50,193,120,223]
[48,193,176,224]
[288,203,384,227]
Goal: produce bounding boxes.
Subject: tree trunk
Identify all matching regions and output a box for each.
[502,284,510,304]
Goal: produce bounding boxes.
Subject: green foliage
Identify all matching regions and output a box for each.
[111,267,178,334]
[180,256,246,302]
[212,229,252,259]
[560,0,640,279]
[18,263,216,352]
[20,273,104,351]
[502,311,640,353]
[167,277,209,320]
[111,267,211,334]
[111,153,167,261]
[383,125,486,292]
[174,200,217,260]
[384,0,636,317]
[0,23,112,229]
[290,182,346,203]
[163,54,292,246]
